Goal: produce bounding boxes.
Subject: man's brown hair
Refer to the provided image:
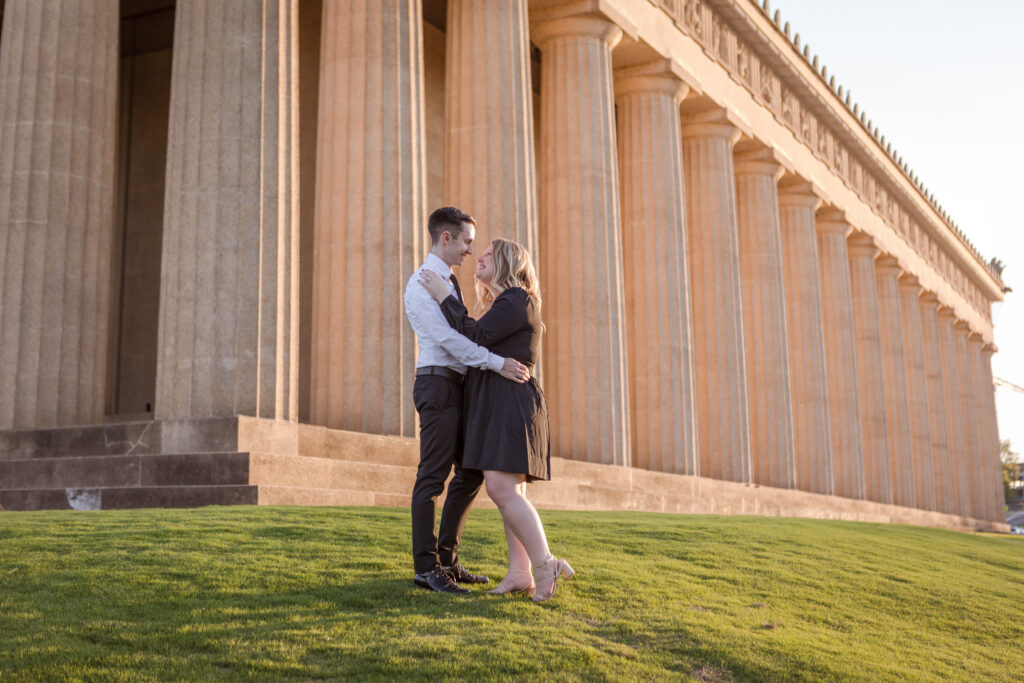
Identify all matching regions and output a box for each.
[427,206,476,245]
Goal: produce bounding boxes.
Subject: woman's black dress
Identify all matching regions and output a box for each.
[440,287,550,482]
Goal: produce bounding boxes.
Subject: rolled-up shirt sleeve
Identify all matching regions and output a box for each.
[404,275,505,373]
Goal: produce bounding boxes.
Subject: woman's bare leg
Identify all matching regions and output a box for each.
[484,471,550,565]
[503,482,532,572]
[486,482,535,594]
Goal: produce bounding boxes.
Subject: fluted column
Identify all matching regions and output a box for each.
[778,180,832,495]
[875,257,914,508]
[936,307,966,515]
[157,0,299,423]
[898,275,936,512]
[0,0,119,429]
[966,335,991,520]
[680,108,751,483]
[614,64,697,474]
[444,0,537,312]
[847,233,891,504]
[980,345,1003,522]
[734,146,795,488]
[919,293,953,513]
[815,209,864,499]
[954,322,980,518]
[308,0,423,435]
[533,13,630,465]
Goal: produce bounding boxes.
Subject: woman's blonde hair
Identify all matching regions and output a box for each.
[474,238,542,315]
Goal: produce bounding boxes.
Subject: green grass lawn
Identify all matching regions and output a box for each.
[1,507,1022,681]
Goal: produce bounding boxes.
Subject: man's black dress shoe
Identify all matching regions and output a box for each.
[443,563,490,584]
[414,568,471,594]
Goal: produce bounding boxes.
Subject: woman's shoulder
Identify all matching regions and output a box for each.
[497,287,540,322]
[496,286,530,303]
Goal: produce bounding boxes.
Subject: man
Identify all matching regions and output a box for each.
[404,206,530,594]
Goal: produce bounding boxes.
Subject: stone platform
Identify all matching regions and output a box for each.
[0,417,1007,533]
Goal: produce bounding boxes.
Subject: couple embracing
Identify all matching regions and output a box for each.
[403,207,573,602]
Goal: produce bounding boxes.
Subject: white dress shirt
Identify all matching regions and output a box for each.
[404,253,504,374]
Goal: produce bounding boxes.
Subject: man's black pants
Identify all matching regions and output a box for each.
[411,373,483,574]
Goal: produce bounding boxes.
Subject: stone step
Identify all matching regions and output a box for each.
[0,452,422,510]
[244,453,413,491]
[0,452,422,493]
[0,452,251,490]
[0,418,240,460]
[0,448,688,513]
[256,486,408,507]
[0,485,258,511]
[0,419,422,469]
[294,425,420,469]
[0,425,155,460]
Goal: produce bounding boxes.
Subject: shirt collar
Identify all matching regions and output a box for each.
[424,252,453,280]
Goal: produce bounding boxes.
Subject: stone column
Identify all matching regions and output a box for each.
[954,322,980,518]
[777,179,832,495]
[532,13,630,465]
[898,275,936,511]
[680,108,751,483]
[966,335,991,520]
[308,0,424,435]
[297,0,323,424]
[734,146,795,489]
[936,307,966,515]
[875,257,914,508]
[0,0,119,429]
[847,232,891,504]
[919,293,953,513]
[444,0,537,313]
[815,209,864,499]
[157,0,299,423]
[614,63,698,475]
[980,345,1003,522]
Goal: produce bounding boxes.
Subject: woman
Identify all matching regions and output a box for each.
[418,238,573,602]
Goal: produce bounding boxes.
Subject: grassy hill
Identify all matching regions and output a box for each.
[1,506,1021,681]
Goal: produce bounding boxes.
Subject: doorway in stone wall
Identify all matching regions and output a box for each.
[107,0,175,419]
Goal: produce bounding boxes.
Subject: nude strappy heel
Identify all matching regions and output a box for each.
[486,570,535,596]
[531,555,574,602]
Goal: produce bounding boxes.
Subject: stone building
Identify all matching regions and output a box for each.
[0,0,1008,531]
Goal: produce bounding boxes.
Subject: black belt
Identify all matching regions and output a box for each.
[415,366,465,382]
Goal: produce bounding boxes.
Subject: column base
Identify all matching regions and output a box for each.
[0,418,1008,532]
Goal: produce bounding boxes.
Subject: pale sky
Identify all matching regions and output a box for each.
[773,0,1024,454]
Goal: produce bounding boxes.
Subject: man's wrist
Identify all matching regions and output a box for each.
[486,354,504,373]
